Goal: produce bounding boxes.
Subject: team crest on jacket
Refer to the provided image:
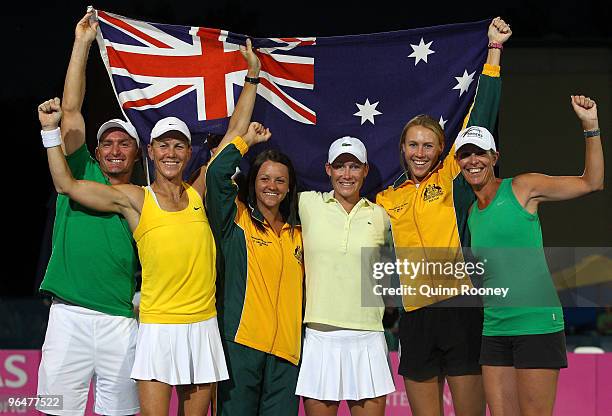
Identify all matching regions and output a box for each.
[423,184,444,202]
[293,246,304,264]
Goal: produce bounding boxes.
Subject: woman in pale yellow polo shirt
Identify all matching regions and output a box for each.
[295,136,395,416]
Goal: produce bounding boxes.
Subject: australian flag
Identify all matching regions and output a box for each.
[95,9,489,196]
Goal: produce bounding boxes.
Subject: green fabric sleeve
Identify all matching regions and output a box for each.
[205,143,242,239]
[465,73,501,131]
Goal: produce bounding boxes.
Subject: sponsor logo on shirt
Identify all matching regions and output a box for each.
[251,236,272,247]
[423,184,444,202]
[389,201,410,213]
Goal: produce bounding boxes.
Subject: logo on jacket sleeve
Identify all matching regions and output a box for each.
[423,184,444,202]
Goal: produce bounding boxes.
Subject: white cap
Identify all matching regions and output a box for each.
[454,126,496,152]
[96,119,140,147]
[328,136,367,164]
[150,117,191,143]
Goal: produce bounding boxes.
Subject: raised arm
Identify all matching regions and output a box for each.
[484,17,511,68]
[206,122,271,238]
[190,38,261,195]
[39,98,143,230]
[215,39,262,151]
[226,39,261,139]
[513,95,604,210]
[461,18,511,131]
[450,18,511,165]
[61,11,98,156]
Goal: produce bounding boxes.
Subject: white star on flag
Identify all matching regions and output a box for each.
[408,38,435,65]
[453,69,476,96]
[353,99,382,125]
[438,116,447,130]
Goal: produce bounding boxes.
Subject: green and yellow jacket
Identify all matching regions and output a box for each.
[206,137,304,365]
[376,64,502,311]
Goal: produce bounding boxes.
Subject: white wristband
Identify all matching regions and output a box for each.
[41,128,62,148]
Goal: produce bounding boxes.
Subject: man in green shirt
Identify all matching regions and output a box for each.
[36,11,141,415]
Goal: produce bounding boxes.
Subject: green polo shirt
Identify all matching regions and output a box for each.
[299,191,391,331]
[40,144,137,317]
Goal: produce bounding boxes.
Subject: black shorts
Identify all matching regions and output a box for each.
[480,330,568,369]
[398,303,483,381]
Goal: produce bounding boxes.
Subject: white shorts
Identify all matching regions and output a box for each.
[131,316,229,385]
[296,326,395,401]
[37,301,139,416]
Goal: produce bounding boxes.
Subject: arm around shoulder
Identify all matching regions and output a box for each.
[39,97,143,229]
[60,173,142,218]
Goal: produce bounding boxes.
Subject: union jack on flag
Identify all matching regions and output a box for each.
[95,10,492,195]
[96,10,315,125]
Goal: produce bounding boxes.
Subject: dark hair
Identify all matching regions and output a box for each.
[246,149,299,236]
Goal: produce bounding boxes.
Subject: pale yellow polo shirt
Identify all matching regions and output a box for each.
[299,191,392,331]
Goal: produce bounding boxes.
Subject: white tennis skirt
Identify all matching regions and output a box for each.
[295,326,395,401]
[131,316,229,385]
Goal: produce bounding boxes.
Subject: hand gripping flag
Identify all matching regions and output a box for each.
[95,10,490,196]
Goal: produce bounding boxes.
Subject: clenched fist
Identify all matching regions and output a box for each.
[38,97,62,131]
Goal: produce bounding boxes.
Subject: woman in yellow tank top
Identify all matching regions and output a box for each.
[39,40,262,416]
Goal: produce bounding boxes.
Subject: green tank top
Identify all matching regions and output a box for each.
[468,178,564,336]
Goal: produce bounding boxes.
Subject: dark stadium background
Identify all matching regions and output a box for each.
[2,0,610,302]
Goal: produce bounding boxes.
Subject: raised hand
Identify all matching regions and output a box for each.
[75,10,98,43]
[571,95,599,130]
[243,122,271,146]
[240,38,261,76]
[488,17,512,45]
[38,98,62,130]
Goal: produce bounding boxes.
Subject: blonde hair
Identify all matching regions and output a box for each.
[399,114,445,172]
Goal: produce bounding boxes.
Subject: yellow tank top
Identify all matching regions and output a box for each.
[134,183,216,324]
